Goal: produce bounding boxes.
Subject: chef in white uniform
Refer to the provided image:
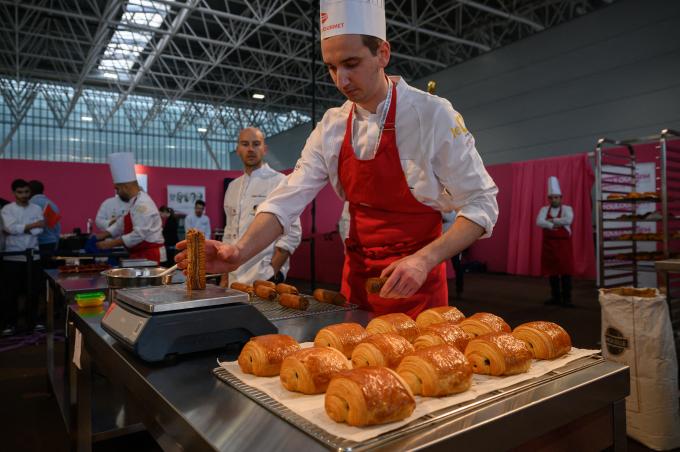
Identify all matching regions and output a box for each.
[184,200,212,239]
[95,152,166,264]
[222,127,302,285]
[95,192,130,231]
[176,1,497,314]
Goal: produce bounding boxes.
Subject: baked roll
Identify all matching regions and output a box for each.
[185,229,206,291]
[365,277,388,294]
[230,282,254,299]
[415,306,465,329]
[313,288,347,306]
[325,367,415,426]
[237,334,301,377]
[464,333,532,376]
[413,321,469,351]
[276,283,299,295]
[458,313,511,338]
[366,313,419,343]
[278,293,309,310]
[255,285,278,301]
[397,344,472,397]
[280,347,350,394]
[512,321,571,359]
[253,280,276,290]
[314,323,368,358]
[351,333,414,369]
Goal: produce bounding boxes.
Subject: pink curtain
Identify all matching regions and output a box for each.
[506,153,596,278]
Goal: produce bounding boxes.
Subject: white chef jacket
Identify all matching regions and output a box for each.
[107,191,165,251]
[185,213,212,239]
[96,195,130,231]
[257,76,498,240]
[536,205,574,235]
[223,164,302,284]
[1,202,43,262]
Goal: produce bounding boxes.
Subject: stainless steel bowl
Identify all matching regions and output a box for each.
[101,267,173,289]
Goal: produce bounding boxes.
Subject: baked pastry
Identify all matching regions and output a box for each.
[314,323,368,358]
[278,293,309,310]
[413,321,469,351]
[351,333,414,369]
[606,193,626,200]
[280,347,350,394]
[276,283,299,295]
[459,313,511,338]
[253,280,275,289]
[464,333,532,376]
[230,282,254,299]
[325,367,415,426]
[313,288,347,306]
[601,287,657,298]
[366,313,419,343]
[365,277,388,294]
[185,229,206,291]
[255,285,278,301]
[512,321,571,359]
[397,344,472,396]
[415,306,465,329]
[237,334,301,377]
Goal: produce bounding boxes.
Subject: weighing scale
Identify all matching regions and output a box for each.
[102,284,277,362]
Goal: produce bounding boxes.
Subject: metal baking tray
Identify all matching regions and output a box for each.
[250,295,357,321]
[213,354,605,451]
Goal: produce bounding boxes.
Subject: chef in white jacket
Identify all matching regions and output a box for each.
[95,193,130,231]
[184,200,212,239]
[176,0,497,317]
[536,176,574,306]
[94,152,166,264]
[222,127,302,285]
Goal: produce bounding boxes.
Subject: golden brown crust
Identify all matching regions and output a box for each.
[278,293,309,310]
[416,306,465,329]
[314,323,368,358]
[464,332,532,376]
[458,312,511,338]
[414,322,469,351]
[255,285,278,301]
[325,367,415,426]
[366,313,420,343]
[253,280,276,289]
[313,289,347,306]
[276,283,299,295]
[230,282,254,299]
[185,229,206,291]
[512,321,571,359]
[397,344,472,396]
[280,347,350,394]
[351,333,414,369]
[237,334,301,376]
[365,277,388,294]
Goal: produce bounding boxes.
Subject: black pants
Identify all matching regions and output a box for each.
[1,259,42,330]
[549,275,572,303]
[39,242,59,269]
[451,253,464,296]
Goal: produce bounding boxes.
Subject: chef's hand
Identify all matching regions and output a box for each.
[379,254,430,298]
[96,240,115,250]
[94,231,110,241]
[175,239,241,274]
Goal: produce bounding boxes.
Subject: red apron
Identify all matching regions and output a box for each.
[541,206,574,275]
[338,82,448,318]
[123,197,163,264]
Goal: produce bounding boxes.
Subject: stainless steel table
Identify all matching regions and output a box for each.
[67,302,630,452]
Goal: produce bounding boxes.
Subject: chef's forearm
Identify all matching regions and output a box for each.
[235,212,284,265]
[416,216,484,270]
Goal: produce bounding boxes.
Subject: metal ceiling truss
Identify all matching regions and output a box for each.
[0,0,604,145]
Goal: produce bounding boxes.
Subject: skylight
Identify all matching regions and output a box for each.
[97,0,170,81]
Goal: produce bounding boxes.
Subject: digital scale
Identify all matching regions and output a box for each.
[102,284,277,362]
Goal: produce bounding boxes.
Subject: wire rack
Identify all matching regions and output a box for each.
[249,296,356,322]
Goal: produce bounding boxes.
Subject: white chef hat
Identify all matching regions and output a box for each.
[547,176,562,196]
[320,0,386,41]
[107,152,137,184]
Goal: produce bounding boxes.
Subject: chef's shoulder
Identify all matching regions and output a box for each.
[405,84,472,139]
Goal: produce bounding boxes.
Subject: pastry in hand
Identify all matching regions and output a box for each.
[414,321,469,351]
[325,367,415,426]
[397,344,472,397]
[366,313,419,343]
[237,334,301,377]
[314,323,368,358]
[415,306,465,329]
[464,333,532,376]
[280,347,350,394]
[351,333,414,369]
[512,321,571,359]
[458,313,511,338]
[365,277,388,294]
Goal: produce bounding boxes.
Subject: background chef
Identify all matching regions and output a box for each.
[95,190,130,231]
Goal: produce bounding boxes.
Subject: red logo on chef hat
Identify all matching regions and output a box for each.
[320,12,328,24]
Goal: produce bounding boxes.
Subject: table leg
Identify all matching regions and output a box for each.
[612,399,627,452]
[74,331,93,452]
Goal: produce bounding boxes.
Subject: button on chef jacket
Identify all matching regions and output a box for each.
[1,202,44,262]
[536,205,574,235]
[96,195,130,231]
[223,163,302,284]
[257,76,498,239]
[185,213,211,239]
[106,191,164,250]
